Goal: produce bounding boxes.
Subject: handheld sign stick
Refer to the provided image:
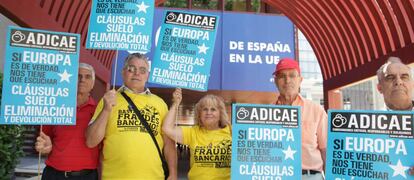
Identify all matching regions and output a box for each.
[112,50,119,90]
[38,125,42,180]
[175,94,179,170]
[321,170,326,180]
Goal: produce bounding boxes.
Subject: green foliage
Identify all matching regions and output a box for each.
[0,73,25,179]
[192,0,218,10]
[225,0,233,10]
[252,0,261,12]
[163,0,188,8]
[225,0,261,12]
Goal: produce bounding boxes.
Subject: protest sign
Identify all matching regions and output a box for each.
[326,110,414,180]
[149,10,219,91]
[0,26,80,125]
[86,0,154,52]
[231,104,302,179]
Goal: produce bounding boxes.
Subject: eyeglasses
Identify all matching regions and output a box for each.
[125,65,148,74]
[384,73,411,82]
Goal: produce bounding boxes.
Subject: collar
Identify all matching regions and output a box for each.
[78,96,96,108]
[275,94,303,106]
[385,100,414,111]
[119,85,151,95]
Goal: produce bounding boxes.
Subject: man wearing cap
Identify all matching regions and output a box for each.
[272,58,327,180]
[376,56,414,175]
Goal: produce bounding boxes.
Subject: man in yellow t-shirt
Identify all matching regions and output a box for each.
[86,53,177,180]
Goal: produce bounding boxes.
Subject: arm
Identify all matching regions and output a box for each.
[320,148,326,172]
[409,167,414,175]
[162,88,184,144]
[35,132,52,154]
[85,89,116,148]
[163,134,177,180]
[317,107,328,171]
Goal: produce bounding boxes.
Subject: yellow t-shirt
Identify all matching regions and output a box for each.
[91,91,168,179]
[182,125,232,180]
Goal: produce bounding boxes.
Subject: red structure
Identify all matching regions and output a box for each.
[259,0,414,108]
[1,0,413,107]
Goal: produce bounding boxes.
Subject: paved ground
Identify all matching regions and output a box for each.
[14,155,45,180]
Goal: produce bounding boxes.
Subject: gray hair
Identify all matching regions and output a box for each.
[123,53,149,69]
[79,63,95,80]
[376,57,411,82]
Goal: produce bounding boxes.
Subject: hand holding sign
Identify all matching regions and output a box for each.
[35,132,52,154]
[103,89,117,111]
[172,88,182,107]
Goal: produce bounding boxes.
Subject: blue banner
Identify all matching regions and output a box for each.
[222,13,294,92]
[86,0,154,52]
[231,104,302,179]
[0,27,80,125]
[110,8,222,90]
[111,8,294,92]
[326,110,414,180]
[149,10,219,91]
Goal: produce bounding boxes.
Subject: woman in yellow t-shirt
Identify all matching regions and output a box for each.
[163,88,232,180]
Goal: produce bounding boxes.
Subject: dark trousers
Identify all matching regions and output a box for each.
[42,166,98,180]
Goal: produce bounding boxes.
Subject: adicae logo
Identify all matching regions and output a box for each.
[332,114,347,128]
[166,12,177,21]
[236,107,249,120]
[11,31,25,43]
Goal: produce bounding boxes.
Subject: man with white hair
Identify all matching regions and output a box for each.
[377,56,413,110]
[35,63,99,179]
[376,56,414,175]
[86,53,177,179]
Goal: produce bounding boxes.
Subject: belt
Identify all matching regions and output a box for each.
[46,166,96,178]
[302,169,320,175]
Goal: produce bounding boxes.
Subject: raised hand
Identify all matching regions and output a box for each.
[103,89,117,111]
[172,88,182,106]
